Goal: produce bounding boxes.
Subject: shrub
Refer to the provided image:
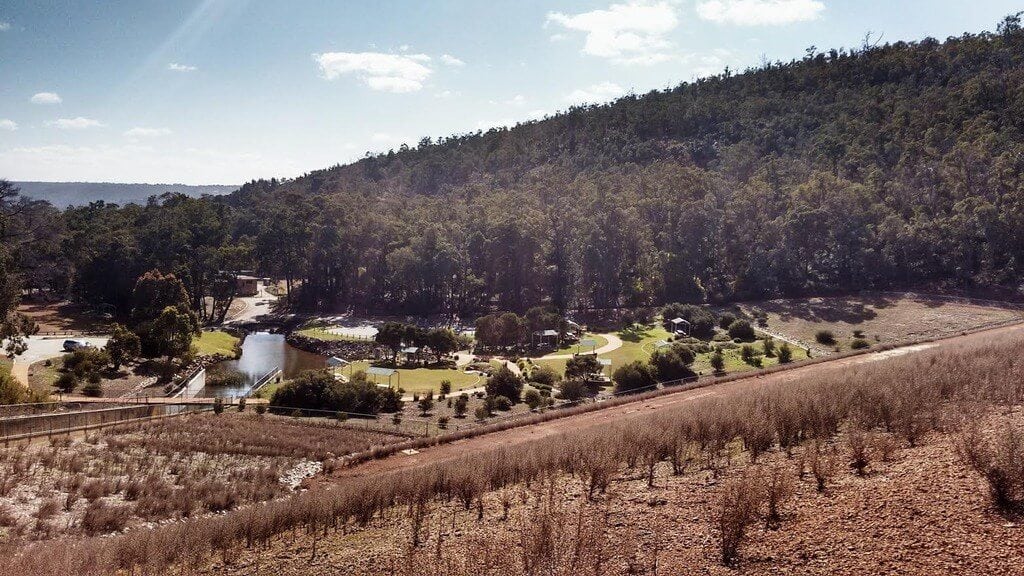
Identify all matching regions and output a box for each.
[54,372,79,393]
[777,343,793,364]
[81,501,130,536]
[529,364,560,386]
[959,421,1024,512]
[212,397,224,415]
[852,329,865,338]
[523,389,543,410]
[851,338,870,350]
[717,472,763,566]
[81,380,103,397]
[437,416,449,430]
[815,330,836,345]
[474,405,489,421]
[439,380,452,396]
[237,397,246,412]
[740,345,762,367]
[718,312,736,330]
[727,320,755,341]
[612,361,656,394]
[763,337,775,357]
[453,394,469,418]
[564,355,601,381]
[557,379,588,402]
[485,366,523,403]
[105,323,141,369]
[492,395,513,411]
[254,403,267,415]
[809,444,838,492]
[270,369,395,415]
[848,429,871,476]
[418,391,435,416]
[649,345,696,383]
[710,349,725,374]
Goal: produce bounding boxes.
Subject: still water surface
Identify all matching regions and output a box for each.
[200,332,325,397]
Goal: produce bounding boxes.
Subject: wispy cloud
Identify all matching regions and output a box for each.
[564,81,626,105]
[46,117,105,130]
[0,21,10,31]
[696,0,825,25]
[30,92,62,105]
[546,1,679,66]
[167,62,197,72]
[0,119,17,131]
[315,51,433,93]
[124,127,172,139]
[440,54,465,67]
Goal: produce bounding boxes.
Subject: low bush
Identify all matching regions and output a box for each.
[727,320,755,341]
[81,501,130,536]
[815,330,836,345]
[851,338,870,350]
[959,420,1024,512]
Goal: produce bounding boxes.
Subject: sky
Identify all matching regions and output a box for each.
[0,1,1020,185]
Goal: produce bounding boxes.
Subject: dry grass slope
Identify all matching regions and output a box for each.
[3,332,1024,575]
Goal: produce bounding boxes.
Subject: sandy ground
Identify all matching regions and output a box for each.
[741,293,1024,353]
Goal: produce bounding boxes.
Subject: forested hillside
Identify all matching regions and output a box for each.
[6,15,1024,319]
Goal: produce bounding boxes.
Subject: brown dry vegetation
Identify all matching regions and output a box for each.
[0,413,402,549]
[741,292,1024,351]
[2,331,1024,575]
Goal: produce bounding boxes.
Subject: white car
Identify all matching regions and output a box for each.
[62,339,94,352]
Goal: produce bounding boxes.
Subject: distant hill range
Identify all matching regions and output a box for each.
[14,181,238,208]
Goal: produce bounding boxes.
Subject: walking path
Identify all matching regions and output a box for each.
[538,332,623,360]
[9,335,108,387]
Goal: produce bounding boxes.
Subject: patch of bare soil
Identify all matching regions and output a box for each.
[16,300,109,334]
[200,417,1024,576]
[741,292,1023,351]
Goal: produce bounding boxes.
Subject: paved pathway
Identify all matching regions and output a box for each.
[9,335,109,387]
[537,332,623,360]
[225,282,278,324]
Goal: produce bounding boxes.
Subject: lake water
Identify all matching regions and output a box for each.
[200,332,325,397]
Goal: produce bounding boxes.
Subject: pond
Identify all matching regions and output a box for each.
[199,332,325,397]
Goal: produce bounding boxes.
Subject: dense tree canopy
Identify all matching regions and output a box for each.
[7,18,1024,320]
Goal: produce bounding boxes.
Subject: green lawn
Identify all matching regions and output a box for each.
[534,324,671,379]
[691,338,810,375]
[193,330,240,357]
[295,326,367,342]
[535,333,608,357]
[347,361,483,395]
[532,322,811,381]
[606,324,673,367]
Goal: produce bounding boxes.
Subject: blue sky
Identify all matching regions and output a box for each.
[0,0,1020,184]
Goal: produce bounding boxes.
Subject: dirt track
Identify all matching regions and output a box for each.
[335,322,1024,480]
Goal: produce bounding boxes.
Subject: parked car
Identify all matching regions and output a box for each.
[62,339,94,352]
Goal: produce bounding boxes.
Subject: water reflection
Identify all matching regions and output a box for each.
[200,332,325,397]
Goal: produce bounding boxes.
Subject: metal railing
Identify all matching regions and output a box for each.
[0,402,212,442]
[244,366,281,397]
